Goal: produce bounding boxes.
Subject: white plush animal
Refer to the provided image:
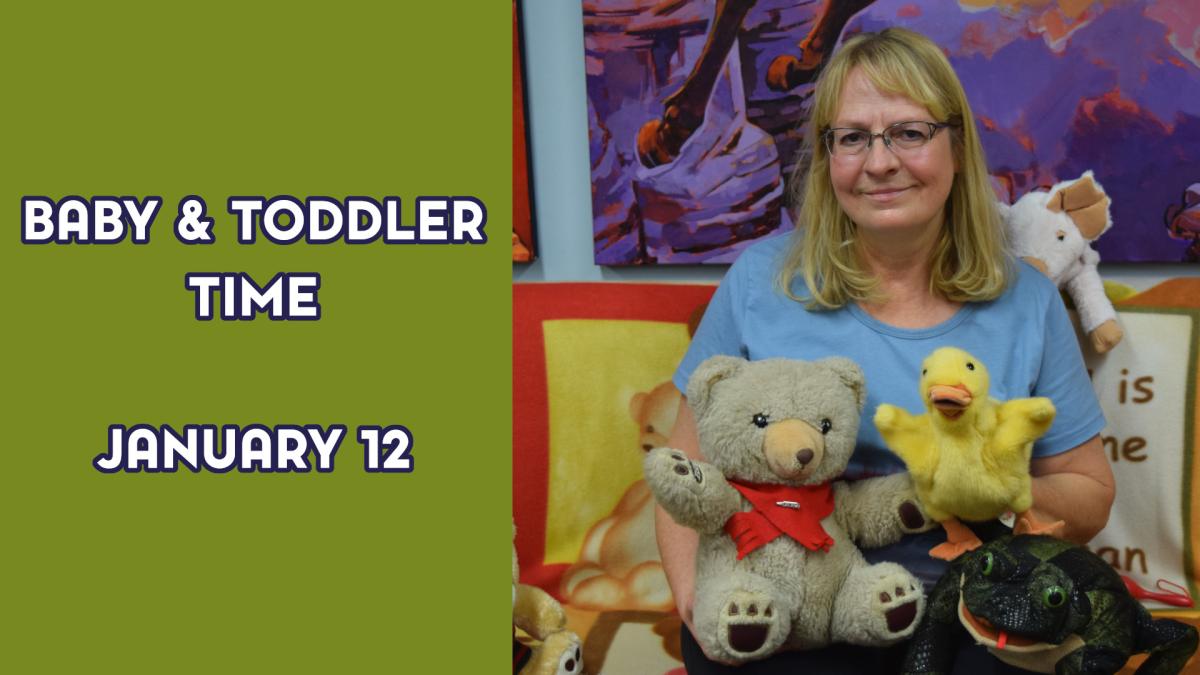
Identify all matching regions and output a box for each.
[999,171,1123,354]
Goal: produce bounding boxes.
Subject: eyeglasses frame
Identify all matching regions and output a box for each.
[822,121,954,158]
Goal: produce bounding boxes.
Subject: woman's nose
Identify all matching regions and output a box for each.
[862,137,900,175]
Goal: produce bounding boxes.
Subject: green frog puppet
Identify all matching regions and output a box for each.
[901,535,1197,675]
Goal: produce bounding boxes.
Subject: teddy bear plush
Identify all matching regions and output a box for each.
[513,525,583,675]
[1000,170,1122,353]
[644,355,933,664]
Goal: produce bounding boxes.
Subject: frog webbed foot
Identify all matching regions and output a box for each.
[1134,617,1199,675]
[1055,644,1126,674]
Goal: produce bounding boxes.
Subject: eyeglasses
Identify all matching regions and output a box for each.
[823,121,952,158]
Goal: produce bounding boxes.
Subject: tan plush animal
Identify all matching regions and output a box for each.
[646,356,933,664]
[514,525,583,675]
[1000,171,1122,353]
[874,347,1063,561]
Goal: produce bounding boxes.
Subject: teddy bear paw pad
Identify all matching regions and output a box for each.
[898,501,926,530]
[876,579,923,636]
[717,591,785,656]
[557,643,582,674]
[657,449,703,485]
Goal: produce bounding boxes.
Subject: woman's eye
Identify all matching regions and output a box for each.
[899,129,925,141]
[838,131,866,145]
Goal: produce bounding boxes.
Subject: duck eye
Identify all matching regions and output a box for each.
[921,368,927,376]
[966,362,975,371]
[1042,586,1066,608]
[753,413,769,428]
[820,418,832,434]
[981,552,994,576]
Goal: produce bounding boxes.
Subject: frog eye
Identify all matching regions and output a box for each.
[1042,586,1066,608]
[820,418,832,434]
[980,552,994,576]
[753,413,769,428]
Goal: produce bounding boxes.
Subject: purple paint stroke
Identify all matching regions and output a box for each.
[582,0,1199,263]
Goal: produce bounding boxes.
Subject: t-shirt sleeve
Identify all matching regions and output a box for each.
[672,254,752,395]
[1031,288,1107,457]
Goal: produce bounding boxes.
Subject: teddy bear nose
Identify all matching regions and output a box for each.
[796,448,814,466]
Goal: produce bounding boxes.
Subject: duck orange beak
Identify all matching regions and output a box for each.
[928,384,972,420]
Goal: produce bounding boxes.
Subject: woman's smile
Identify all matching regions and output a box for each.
[862,186,912,203]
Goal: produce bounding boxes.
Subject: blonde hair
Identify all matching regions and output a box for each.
[776,27,1010,308]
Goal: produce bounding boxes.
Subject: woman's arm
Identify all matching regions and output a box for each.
[655,395,702,632]
[1029,434,1115,544]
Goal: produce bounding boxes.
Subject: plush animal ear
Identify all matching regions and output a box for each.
[820,357,867,412]
[686,355,746,419]
[1046,171,1111,240]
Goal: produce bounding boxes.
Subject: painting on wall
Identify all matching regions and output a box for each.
[582,0,1200,265]
[514,1,536,263]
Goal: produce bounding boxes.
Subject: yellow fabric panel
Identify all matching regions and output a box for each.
[542,319,690,565]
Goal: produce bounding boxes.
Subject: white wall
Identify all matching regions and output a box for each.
[513,1,1195,290]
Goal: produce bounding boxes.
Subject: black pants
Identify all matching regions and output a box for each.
[679,617,1036,674]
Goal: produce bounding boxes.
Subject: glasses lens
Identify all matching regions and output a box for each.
[829,129,869,156]
[888,122,933,150]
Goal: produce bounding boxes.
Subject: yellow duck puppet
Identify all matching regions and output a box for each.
[873,347,1064,561]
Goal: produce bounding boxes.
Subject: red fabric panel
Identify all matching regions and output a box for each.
[512,283,716,592]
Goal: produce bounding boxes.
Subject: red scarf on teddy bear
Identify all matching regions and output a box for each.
[723,480,835,559]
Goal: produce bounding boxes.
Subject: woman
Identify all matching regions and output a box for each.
[657,27,1115,674]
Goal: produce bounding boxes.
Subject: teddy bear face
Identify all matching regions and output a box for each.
[687,356,865,486]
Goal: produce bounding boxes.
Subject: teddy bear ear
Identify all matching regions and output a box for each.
[820,357,867,411]
[686,355,746,418]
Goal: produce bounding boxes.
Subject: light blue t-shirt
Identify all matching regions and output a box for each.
[674,234,1106,482]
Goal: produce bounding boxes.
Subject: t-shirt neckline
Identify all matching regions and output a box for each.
[845,301,976,340]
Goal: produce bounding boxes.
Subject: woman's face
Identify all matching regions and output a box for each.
[828,67,956,241]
